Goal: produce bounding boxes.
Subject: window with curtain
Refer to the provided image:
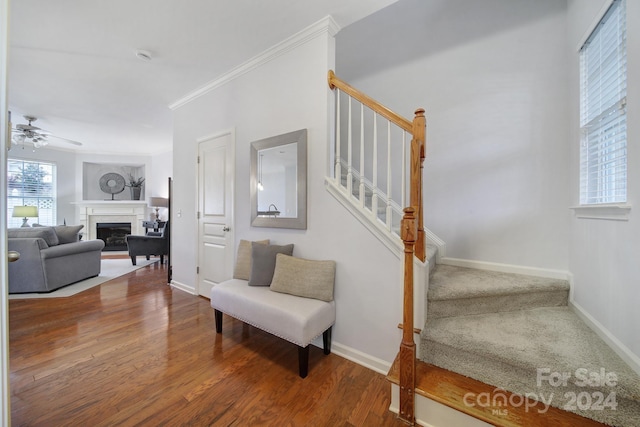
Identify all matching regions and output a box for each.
[580,0,627,205]
[7,159,57,227]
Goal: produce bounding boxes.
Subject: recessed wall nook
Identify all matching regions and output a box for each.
[75,162,149,241]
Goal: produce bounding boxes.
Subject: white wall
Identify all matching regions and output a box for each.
[7,147,77,225]
[172,24,405,365]
[149,150,173,220]
[7,147,172,225]
[336,0,570,271]
[567,0,640,357]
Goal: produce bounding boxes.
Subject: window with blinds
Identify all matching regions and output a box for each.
[7,159,57,227]
[580,0,627,205]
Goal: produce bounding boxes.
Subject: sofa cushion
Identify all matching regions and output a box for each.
[233,239,269,280]
[53,225,84,244]
[8,227,59,246]
[248,242,294,286]
[270,254,336,302]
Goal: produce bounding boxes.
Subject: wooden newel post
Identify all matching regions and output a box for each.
[399,207,416,425]
[411,109,426,263]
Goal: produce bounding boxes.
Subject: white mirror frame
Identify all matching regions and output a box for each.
[250,129,307,229]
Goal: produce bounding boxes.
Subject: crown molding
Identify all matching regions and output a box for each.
[169,15,340,110]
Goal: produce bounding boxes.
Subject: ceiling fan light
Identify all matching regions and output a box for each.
[12,134,25,144]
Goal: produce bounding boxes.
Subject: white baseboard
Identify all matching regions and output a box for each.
[569,300,640,376]
[170,280,195,295]
[331,341,392,375]
[390,384,493,427]
[439,257,571,281]
[425,229,446,262]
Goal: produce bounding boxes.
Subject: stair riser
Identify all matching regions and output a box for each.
[423,340,639,426]
[427,290,569,320]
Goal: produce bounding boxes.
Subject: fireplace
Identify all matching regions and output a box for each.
[96,222,132,251]
[74,201,146,240]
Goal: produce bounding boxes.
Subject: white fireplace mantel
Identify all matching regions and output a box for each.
[73,201,148,240]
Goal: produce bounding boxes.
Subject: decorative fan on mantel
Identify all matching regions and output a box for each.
[11,115,83,149]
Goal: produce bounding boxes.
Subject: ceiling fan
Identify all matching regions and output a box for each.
[11,115,82,149]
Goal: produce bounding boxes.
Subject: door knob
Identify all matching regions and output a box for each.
[8,251,20,262]
[223,226,230,232]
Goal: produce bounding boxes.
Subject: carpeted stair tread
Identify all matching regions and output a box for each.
[429,265,569,301]
[427,265,569,318]
[423,307,640,426]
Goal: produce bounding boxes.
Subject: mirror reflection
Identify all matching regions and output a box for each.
[250,129,307,229]
[257,142,297,218]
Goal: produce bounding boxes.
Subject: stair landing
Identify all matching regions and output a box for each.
[387,357,608,427]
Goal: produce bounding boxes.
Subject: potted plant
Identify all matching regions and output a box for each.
[126,174,145,200]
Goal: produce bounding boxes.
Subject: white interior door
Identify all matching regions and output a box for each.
[197,131,234,298]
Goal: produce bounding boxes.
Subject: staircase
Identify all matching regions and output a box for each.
[326,71,640,426]
[420,265,640,427]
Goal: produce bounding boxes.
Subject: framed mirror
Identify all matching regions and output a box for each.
[250,129,307,229]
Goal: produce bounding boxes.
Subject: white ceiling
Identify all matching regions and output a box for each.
[8,0,397,155]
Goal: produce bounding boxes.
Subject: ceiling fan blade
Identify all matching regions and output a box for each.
[48,134,83,146]
[13,116,83,147]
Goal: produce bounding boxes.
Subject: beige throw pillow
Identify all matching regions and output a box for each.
[270,254,336,302]
[233,239,269,280]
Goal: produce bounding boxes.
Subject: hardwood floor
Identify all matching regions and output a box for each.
[9,259,406,426]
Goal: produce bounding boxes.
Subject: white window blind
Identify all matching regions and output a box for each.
[7,159,57,227]
[580,0,627,205]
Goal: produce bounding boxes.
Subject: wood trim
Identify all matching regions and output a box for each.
[388,358,608,427]
[412,109,426,262]
[398,207,417,424]
[397,323,421,335]
[328,70,413,133]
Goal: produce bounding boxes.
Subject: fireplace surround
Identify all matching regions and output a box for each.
[73,201,147,242]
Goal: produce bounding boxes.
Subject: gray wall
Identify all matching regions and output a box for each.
[337,0,570,270]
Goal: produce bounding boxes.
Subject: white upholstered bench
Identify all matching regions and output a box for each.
[210,243,336,378]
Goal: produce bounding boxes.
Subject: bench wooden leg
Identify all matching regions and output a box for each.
[298,346,309,378]
[323,327,332,355]
[214,309,222,333]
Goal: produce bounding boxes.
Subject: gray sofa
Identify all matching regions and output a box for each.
[8,225,105,294]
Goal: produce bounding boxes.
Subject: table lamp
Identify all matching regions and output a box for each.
[12,206,39,227]
[149,197,169,220]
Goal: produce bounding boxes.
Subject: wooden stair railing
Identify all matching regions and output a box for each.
[328,70,426,425]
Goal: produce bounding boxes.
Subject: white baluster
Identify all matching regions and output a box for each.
[335,89,341,185]
[359,103,365,207]
[386,121,392,231]
[401,130,407,210]
[372,113,379,221]
[347,97,353,197]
